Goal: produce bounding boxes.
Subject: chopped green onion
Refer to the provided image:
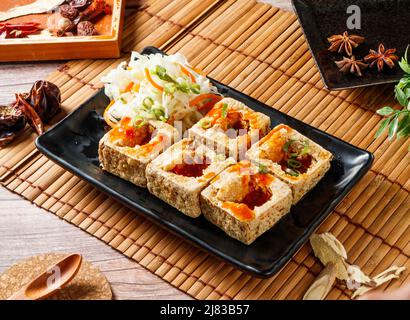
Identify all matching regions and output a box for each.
[285,168,299,177]
[287,159,301,169]
[199,118,212,129]
[283,139,295,153]
[176,81,190,93]
[258,163,269,174]
[153,108,165,119]
[221,103,228,118]
[120,97,127,104]
[164,83,176,95]
[134,116,147,128]
[299,141,311,156]
[142,97,154,109]
[153,65,176,83]
[190,83,201,94]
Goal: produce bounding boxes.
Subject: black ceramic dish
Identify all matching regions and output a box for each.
[292,0,407,90]
[36,46,373,277]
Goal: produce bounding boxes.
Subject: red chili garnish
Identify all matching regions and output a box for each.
[0,22,42,39]
[109,117,152,147]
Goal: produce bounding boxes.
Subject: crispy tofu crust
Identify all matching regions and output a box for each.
[188,98,271,161]
[246,124,333,204]
[146,138,235,218]
[98,121,177,188]
[200,161,293,245]
[99,136,148,187]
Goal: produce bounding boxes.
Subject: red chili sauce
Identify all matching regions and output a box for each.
[170,157,210,178]
[109,117,153,148]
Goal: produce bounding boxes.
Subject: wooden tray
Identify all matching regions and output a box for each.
[0,0,125,62]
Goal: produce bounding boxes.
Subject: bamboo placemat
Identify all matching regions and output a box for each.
[1,0,409,300]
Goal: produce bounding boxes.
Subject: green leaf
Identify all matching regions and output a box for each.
[397,113,410,139]
[376,106,395,116]
[395,86,408,107]
[399,45,410,74]
[388,115,399,140]
[399,59,410,74]
[375,117,390,138]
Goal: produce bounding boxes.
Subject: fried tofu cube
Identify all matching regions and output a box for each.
[200,160,292,245]
[99,117,177,187]
[188,98,270,161]
[246,124,333,204]
[146,138,236,218]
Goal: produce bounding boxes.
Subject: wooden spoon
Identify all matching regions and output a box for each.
[7,254,82,300]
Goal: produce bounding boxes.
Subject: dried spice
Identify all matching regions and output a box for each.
[46,13,74,37]
[0,80,61,147]
[59,4,79,20]
[352,266,406,298]
[69,0,92,9]
[335,56,368,76]
[0,105,26,147]
[77,21,95,36]
[310,233,349,280]
[303,263,337,300]
[76,0,111,23]
[364,43,399,72]
[327,31,365,56]
[15,94,44,135]
[307,232,406,300]
[28,80,62,123]
[0,22,42,39]
[346,265,376,290]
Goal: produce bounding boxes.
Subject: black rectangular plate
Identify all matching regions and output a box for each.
[35,46,373,277]
[292,0,407,90]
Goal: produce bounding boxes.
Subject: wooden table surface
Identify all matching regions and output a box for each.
[0,0,291,300]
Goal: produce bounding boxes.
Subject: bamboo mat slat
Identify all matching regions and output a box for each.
[1,0,409,300]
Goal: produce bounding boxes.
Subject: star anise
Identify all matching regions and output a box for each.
[327,31,365,56]
[364,44,399,72]
[335,56,368,76]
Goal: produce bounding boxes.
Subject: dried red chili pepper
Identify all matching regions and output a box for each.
[28,80,62,123]
[0,22,42,39]
[0,105,26,147]
[15,94,44,135]
[0,81,61,147]
[75,0,111,23]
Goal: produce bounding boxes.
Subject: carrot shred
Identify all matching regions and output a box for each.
[133,83,140,92]
[189,93,222,112]
[122,82,134,93]
[179,63,196,83]
[145,68,163,92]
[189,65,206,76]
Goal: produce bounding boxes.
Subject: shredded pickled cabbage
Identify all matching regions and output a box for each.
[102,52,220,130]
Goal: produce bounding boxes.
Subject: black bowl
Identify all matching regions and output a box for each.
[292,0,407,90]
